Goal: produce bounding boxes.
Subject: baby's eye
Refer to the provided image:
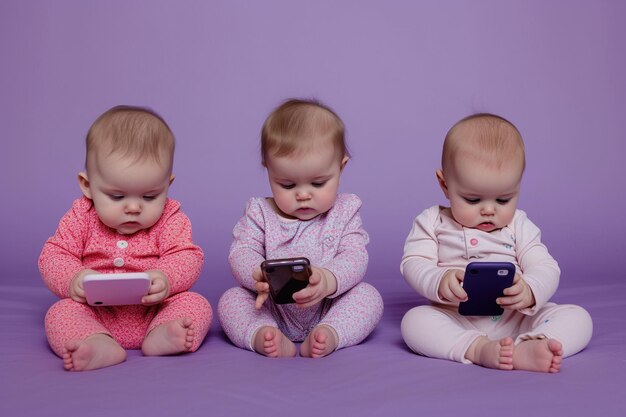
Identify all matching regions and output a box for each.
[496,198,511,205]
[109,195,124,201]
[312,181,327,188]
[143,196,157,201]
[463,197,480,204]
[279,184,295,190]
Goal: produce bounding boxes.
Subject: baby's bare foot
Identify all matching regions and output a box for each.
[512,339,563,373]
[62,334,126,371]
[253,326,296,358]
[142,318,196,356]
[465,336,514,370]
[300,325,339,358]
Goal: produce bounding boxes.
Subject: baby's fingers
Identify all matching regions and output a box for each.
[74,285,85,298]
[142,291,165,305]
[149,280,167,295]
[293,286,314,303]
[497,293,523,309]
[252,267,265,282]
[448,275,467,301]
[255,292,269,309]
[450,284,468,302]
[502,282,522,297]
[255,281,269,293]
[70,293,87,304]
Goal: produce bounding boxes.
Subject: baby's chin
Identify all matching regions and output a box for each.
[113,221,153,235]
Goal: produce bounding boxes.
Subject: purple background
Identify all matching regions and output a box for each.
[2,1,625,295]
[2,2,626,416]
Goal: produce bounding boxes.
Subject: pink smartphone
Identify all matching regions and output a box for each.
[83,272,151,306]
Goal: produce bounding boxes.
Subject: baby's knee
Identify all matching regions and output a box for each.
[354,282,384,309]
[44,299,95,356]
[562,304,593,346]
[217,287,255,316]
[45,298,88,323]
[401,306,436,351]
[401,306,430,334]
[186,291,213,319]
[218,286,252,305]
[570,305,592,326]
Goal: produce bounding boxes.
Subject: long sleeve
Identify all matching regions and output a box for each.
[228,199,267,291]
[513,211,560,314]
[38,199,90,298]
[323,195,369,298]
[154,209,204,294]
[400,206,449,303]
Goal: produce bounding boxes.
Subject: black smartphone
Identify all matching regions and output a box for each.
[260,257,312,304]
[458,262,515,316]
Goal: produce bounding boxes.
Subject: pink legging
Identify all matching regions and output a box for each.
[218,282,383,351]
[401,302,593,364]
[45,291,212,356]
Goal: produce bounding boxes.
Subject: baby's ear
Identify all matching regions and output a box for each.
[340,156,349,171]
[77,172,92,199]
[436,169,449,198]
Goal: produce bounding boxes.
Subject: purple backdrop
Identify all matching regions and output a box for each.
[2,2,626,417]
[2,0,624,299]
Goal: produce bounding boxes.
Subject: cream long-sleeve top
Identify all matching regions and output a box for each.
[401,205,560,315]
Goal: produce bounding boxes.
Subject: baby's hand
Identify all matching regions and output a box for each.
[252,267,269,309]
[69,269,97,303]
[497,273,535,310]
[438,269,467,303]
[142,270,171,306]
[292,267,337,308]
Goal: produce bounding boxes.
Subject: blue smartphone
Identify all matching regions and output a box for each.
[261,257,311,304]
[458,262,515,316]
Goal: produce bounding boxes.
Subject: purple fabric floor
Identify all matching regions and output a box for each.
[2,267,624,417]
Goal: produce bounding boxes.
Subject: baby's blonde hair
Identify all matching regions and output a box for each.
[442,113,525,172]
[261,99,349,166]
[86,105,175,170]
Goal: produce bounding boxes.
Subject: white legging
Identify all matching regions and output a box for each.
[401,302,592,364]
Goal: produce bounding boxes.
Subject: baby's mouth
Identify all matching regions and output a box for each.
[477,222,495,231]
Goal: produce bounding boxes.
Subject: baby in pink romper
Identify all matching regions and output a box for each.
[401,113,592,372]
[218,99,383,358]
[39,106,212,371]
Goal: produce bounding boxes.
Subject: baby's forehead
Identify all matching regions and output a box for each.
[88,146,173,174]
[454,150,523,172]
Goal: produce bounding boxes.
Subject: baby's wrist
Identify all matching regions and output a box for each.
[322,268,338,297]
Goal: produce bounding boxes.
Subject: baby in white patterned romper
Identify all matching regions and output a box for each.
[218,99,383,358]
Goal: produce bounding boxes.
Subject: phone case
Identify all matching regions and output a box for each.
[458,262,515,316]
[83,272,151,306]
[261,257,311,304]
